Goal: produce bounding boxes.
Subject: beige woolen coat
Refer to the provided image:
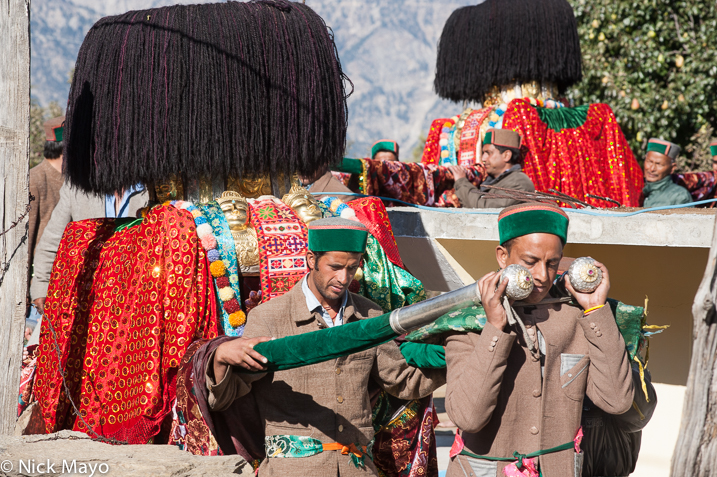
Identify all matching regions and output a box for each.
[207,281,446,477]
[445,304,634,477]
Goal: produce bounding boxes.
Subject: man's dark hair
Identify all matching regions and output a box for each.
[311,251,327,271]
[495,145,521,165]
[44,141,63,159]
[502,238,516,255]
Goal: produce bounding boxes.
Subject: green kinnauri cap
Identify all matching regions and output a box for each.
[710,141,717,157]
[371,139,399,159]
[308,217,369,253]
[498,202,569,245]
[646,138,680,160]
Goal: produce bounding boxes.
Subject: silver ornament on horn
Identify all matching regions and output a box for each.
[567,257,603,293]
[500,264,534,301]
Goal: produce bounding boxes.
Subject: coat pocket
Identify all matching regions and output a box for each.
[560,353,590,401]
[456,455,498,477]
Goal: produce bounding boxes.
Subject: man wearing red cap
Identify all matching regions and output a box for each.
[208,217,445,477]
[444,203,633,476]
[26,116,66,338]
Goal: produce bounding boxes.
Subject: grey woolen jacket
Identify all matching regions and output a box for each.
[30,181,148,300]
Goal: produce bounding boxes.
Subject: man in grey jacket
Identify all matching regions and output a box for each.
[449,128,535,208]
[29,182,148,317]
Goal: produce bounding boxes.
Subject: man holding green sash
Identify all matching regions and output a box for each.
[207,217,445,477]
[444,203,634,477]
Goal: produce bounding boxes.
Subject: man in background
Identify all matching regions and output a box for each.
[449,128,534,208]
[26,116,65,339]
[371,139,399,162]
[642,138,692,207]
[26,182,148,347]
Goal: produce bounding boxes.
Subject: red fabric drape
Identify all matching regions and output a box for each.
[34,205,218,443]
[503,99,644,207]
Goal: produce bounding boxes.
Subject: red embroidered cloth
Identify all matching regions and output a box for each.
[249,197,309,303]
[349,197,405,270]
[673,171,717,207]
[458,108,492,166]
[502,99,643,207]
[363,159,485,207]
[34,205,218,443]
[421,118,448,165]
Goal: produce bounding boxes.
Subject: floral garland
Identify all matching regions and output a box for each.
[320,196,358,220]
[170,201,246,328]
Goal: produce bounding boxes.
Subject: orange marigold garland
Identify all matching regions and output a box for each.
[171,201,246,328]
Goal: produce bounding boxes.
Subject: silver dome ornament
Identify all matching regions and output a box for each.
[500,264,534,301]
[567,257,603,293]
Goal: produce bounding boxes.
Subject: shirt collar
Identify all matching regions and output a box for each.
[481,163,521,190]
[643,175,672,195]
[301,274,348,327]
[105,183,145,218]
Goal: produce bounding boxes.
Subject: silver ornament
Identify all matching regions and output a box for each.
[567,257,603,293]
[500,264,534,300]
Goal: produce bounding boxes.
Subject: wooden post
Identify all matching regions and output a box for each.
[0,0,31,435]
[671,214,717,475]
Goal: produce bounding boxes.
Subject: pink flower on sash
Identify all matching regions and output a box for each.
[503,458,539,477]
[449,432,464,459]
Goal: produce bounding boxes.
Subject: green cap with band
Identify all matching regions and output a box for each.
[710,141,717,157]
[43,116,65,142]
[646,138,680,160]
[308,217,369,253]
[498,202,569,245]
[371,139,399,159]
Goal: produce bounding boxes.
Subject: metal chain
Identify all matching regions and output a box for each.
[41,311,129,445]
[0,194,34,238]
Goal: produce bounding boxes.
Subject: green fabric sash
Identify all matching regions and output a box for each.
[265,435,324,458]
[335,157,364,175]
[405,298,647,364]
[460,440,574,469]
[250,313,396,372]
[265,435,366,468]
[359,235,425,312]
[532,104,589,132]
[399,342,445,369]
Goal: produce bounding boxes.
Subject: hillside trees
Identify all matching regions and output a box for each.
[569,0,717,170]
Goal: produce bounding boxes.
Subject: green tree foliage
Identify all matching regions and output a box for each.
[568,0,717,170]
[29,100,63,169]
